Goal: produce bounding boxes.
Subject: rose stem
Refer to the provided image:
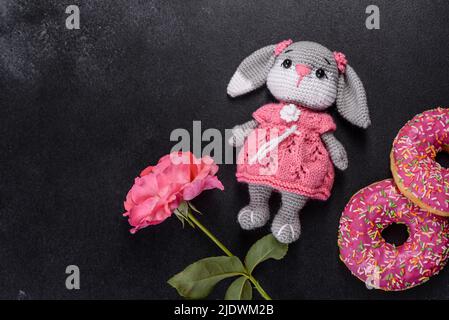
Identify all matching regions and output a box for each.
[187,209,272,300]
[247,276,271,301]
[187,211,233,257]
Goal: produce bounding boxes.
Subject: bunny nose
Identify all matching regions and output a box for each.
[295,64,311,87]
[295,64,311,77]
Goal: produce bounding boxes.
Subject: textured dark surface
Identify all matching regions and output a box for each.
[1,0,449,299]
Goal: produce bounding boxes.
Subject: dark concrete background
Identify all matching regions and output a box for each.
[1,0,449,299]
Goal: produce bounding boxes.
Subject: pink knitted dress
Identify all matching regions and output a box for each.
[236,103,336,200]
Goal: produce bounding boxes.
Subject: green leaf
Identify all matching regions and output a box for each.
[244,234,288,274]
[174,208,195,228]
[225,276,252,300]
[168,256,245,299]
[177,201,189,216]
[187,201,202,214]
[174,210,185,228]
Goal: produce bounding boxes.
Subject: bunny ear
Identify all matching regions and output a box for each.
[227,44,277,97]
[336,65,371,129]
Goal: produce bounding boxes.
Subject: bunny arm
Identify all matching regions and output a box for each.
[228,120,258,147]
[321,132,348,171]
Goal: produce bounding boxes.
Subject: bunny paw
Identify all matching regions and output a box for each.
[237,206,270,230]
[331,148,348,171]
[271,215,301,244]
[228,126,247,147]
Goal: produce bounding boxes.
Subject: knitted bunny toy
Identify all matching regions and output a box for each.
[227,40,370,244]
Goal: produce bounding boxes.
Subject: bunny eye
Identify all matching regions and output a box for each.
[282,59,292,69]
[315,68,327,79]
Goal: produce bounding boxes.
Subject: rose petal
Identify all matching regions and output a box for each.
[182,180,204,201]
[140,165,154,177]
[127,197,159,227]
[203,176,225,191]
[130,175,159,205]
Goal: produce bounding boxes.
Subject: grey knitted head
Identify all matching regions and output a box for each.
[227,40,370,129]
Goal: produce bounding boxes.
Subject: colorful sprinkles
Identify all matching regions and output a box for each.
[391,108,449,216]
[338,179,449,291]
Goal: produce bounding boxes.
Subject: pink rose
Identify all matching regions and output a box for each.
[123,152,224,234]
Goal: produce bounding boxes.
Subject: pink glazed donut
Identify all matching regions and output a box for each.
[338,179,449,291]
[391,108,449,216]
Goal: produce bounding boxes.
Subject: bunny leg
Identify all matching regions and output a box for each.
[238,184,272,230]
[271,192,308,244]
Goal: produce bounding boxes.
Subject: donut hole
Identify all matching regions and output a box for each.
[381,223,409,247]
[435,151,449,168]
